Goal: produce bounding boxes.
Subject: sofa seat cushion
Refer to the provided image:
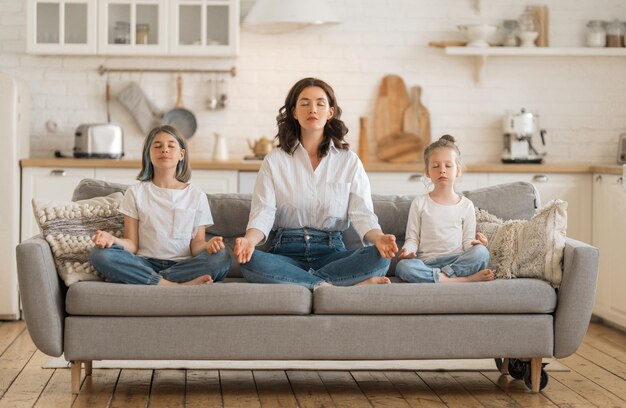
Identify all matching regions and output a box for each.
[313,279,556,314]
[66,280,312,316]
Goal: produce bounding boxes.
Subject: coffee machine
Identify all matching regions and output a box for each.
[501,108,546,164]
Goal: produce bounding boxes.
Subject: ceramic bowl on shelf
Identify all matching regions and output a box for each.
[518,30,539,47]
[457,24,498,47]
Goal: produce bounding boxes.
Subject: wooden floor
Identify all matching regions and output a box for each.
[0,321,624,407]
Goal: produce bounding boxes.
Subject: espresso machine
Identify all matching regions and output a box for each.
[501,108,547,164]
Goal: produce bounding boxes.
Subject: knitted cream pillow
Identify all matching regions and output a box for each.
[32,192,124,286]
[476,199,567,288]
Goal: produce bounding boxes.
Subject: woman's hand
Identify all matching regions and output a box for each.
[397,248,416,260]
[206,236,225,254]
[471,232,488,246]
[234,237,255,264]
[375,234,398,259]
[92,230,115,248]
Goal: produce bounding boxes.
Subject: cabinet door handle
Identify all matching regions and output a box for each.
[50,169,67,177]
[408,173,424,182]
[595,175,603,182]
[533,175,549,183]
[618,176,623,184]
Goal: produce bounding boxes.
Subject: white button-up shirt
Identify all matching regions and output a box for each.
[247,143,380,243]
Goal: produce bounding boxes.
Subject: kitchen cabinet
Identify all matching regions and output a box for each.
[27,0,98,54]
[488,173,592,243]
[367,172,490,196]
[592,173,626,329]
[170,0,239,56]
[21,166,95,240]
[98,0,168,55]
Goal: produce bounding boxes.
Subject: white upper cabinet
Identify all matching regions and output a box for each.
[27,0,239,56]
[170,0,239,56]
[27,0,98,54]
[98,0,168,55]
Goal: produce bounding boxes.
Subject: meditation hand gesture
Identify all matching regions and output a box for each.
[397,248,416,260]
[92,230,115,248]
[206,236,225,254]
[375,234,398,259]
[234,237,255,264]
[470,232,488,246]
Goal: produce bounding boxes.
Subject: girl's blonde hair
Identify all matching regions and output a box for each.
[423,134,462,169]
[137,125,191,182]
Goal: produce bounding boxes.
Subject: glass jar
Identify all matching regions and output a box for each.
[502,20,519,47]
[136,24,149,45]
[606,19,625,47]
[586,20,606,47]
[518,6,538,33]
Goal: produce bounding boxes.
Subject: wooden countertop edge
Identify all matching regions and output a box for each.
[20,158,624,175]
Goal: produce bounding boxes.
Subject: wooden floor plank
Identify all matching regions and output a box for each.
[383,371,446,408]
[286,370,335,408]
[551,368,625,408]
[481,372,557,407]
[220,370,261,408]
[72,368,120,408]
[351,371,411,407]
[560,353,626,401]
[0,350,53,408]
[0,329,37,399]
[149,369,185,408]
[33,369,76,408]
[537,372,596,407]
[109,369,152,408]
[318,371,370,408]
[575,343,626,380]
[253,370,298,408]
[418,372,483,408]
[0,322,26,357]
[186,370,222,408]
[449,371,520,408]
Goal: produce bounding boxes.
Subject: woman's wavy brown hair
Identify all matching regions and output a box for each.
[276,77,349,157]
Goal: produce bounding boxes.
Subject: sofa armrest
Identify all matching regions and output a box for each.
[553,237,599,358]
[16,236,64,357]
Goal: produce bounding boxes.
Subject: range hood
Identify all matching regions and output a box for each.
[243,0,341,34]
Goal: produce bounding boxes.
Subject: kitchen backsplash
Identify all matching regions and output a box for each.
[1,0,626,164]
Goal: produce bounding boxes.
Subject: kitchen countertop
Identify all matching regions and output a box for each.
[20,158,625,175]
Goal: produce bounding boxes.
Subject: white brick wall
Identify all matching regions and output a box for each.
[1,0,626,164]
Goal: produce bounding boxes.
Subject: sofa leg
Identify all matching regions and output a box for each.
[71,360,82,395]
[84,360,92,376]
[530,357,542,393]
[500,358,510,375]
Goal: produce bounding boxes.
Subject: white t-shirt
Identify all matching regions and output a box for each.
[120,181,213,260]
[247,143,381,244]
[402,194,476,261]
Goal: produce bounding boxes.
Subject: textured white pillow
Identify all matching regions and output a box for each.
[476,199,567,288]
[32,193,124,286]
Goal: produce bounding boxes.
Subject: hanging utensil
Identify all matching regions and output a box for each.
[206,74,218,110]
[163,75,197,139]
[105,75,111,123]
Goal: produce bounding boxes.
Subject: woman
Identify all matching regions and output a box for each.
[234,78,397,290]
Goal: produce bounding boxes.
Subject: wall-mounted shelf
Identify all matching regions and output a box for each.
[443,46,626,84]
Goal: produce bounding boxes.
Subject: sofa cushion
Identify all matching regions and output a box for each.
[66,280,312,316]
[463,181,539,221]
[32,192,124,286]
[313,279,556,314]
[476,200,567,288]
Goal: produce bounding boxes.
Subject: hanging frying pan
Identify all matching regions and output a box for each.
[163,75,197,139]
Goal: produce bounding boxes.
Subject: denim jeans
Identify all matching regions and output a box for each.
[395,244,489,283]
[90,244,231,285]
[240,228,391,290]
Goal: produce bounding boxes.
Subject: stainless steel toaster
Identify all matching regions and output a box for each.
[74,124,124,159]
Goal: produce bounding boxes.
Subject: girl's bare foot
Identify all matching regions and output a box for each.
[355,276,391,286]
[438,269,494,283]
[158,275,213,286]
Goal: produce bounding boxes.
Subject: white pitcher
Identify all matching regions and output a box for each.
[212,132,229,161]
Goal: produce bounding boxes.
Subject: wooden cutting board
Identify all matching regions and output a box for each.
[377,131,424,163]
[403,86,431,159]
[374,75,410,143]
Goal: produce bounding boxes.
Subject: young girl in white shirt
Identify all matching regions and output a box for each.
[234,78,398,290]
[396,135,494,283]
[89,125,230,285]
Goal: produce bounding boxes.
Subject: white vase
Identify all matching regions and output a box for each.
[212,133,229,161]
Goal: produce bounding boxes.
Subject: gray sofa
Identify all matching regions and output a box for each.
[16,180,599,394]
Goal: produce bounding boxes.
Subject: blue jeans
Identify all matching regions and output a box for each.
[90,244,231,285]
[240,228,391,290]
[395,245,489,283]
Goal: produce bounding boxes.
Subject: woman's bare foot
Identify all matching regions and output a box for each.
[438,269,494,283]
[159,275,214,286]
[355,276,391,286]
